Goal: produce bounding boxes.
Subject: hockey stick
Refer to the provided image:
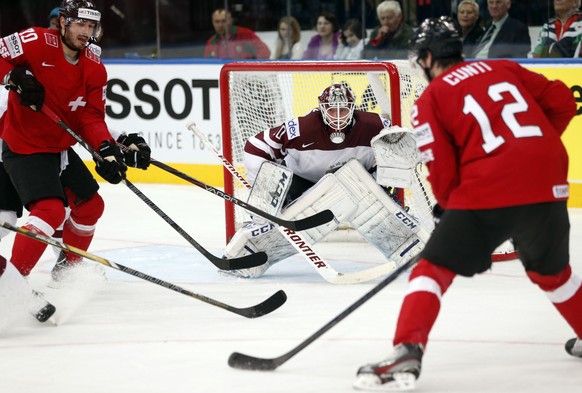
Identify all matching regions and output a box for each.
[228,253,420,369]
[0,219,286,318]
[39,104,267,271]
[147,158,335,232]
[188,121,407,284]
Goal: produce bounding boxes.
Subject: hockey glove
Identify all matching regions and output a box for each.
[117,133,151,169]
[94,140,127,184]
[8,66,45,111]
[432,203,445,226]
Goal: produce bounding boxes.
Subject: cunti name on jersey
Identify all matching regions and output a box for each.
[442,61,493,87]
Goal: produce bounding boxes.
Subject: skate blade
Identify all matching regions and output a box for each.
[353,372,416,391]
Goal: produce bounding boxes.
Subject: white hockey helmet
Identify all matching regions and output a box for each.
[318,83,356,137]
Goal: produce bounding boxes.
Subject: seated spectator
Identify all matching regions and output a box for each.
[47,6,60,30]
[455,0,486,57]
[333,18,366,60]
[530,0,582,58]
[302,12,341,60]
[473,0,531,58]
[271,16,303,60]
[204,8,270,59]
[363,0,414,59]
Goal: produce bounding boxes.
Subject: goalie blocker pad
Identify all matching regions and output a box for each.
[371,125,419,189]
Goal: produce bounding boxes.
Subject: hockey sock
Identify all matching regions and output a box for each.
[393,258,456,347]
[10,198,65,276]
[527,265,582,338]
[62,193,104,263]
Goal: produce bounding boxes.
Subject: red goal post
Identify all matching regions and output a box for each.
[219,60,428,242]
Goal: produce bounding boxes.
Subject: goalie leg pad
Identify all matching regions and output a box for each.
[224,174,359,278]
[247,161,293,221]
[335,159,429,264]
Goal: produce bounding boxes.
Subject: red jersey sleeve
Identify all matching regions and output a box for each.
[508,62,576,135]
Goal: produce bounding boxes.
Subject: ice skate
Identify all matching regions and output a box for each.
[353,343,423,391]
[49,251,106,288]
[565,337,582,358]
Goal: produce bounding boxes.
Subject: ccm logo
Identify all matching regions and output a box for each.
[395,211,417,229]
[270,171,289,208]
[251,223,275,236]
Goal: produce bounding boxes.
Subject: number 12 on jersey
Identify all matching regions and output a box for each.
[463,81,543,153]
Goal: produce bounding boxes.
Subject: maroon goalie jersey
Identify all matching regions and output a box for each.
[243,109,391,183]
[0,27,110,154]
[412,60,576,210]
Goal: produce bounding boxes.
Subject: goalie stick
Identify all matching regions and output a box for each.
[39,105,266,271]
[188,121,405,284]
[0,219,287,318]
[228,254,421,370]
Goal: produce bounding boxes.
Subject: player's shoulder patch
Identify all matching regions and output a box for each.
[84,46,101,64]
[44,32,59,48]
[413,122,434,148]
[284,117,300,140]
[2,33,23,59]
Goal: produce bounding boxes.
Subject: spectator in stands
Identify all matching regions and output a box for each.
[333,18,365,59]
[47,6,60,30]
[363,0,414,59]
[302,11,341,60]
[455,0,486,57]
[204,8,270,59]
[473,0,531,58]
[416,0,452,25]
[271,16,303,60]
[530,0,582,58]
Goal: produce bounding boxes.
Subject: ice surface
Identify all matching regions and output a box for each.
[1,183,581,393]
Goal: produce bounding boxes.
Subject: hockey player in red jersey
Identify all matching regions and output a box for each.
[354,17,582,391]
[0,0,146,289]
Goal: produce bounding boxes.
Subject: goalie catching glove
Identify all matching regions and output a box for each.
[117,133,151,169]
[371,125,419,188]
[6,66,45,111]
[95,140,127,184]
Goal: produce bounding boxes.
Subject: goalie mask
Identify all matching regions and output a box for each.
[59,0,102,44]
[318,83,356,144]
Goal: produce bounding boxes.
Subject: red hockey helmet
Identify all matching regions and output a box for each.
[318,83,356,134]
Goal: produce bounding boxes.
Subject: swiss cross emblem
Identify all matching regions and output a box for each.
[68,96,86,111]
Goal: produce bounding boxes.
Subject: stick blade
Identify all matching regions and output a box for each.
[228,352,280,371]
[237,289,287,318]
[213,251,268,270]
[288,209,335,231]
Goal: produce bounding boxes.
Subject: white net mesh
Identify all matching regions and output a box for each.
[220,61,432,242]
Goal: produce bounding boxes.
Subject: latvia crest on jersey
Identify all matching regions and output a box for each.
[318,83,356,144]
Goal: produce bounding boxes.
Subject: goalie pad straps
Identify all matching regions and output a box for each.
[334,159,430,266]
[371,125,419,188]
[223,169,359,277]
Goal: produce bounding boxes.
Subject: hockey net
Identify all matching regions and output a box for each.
[219,61,517,261]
